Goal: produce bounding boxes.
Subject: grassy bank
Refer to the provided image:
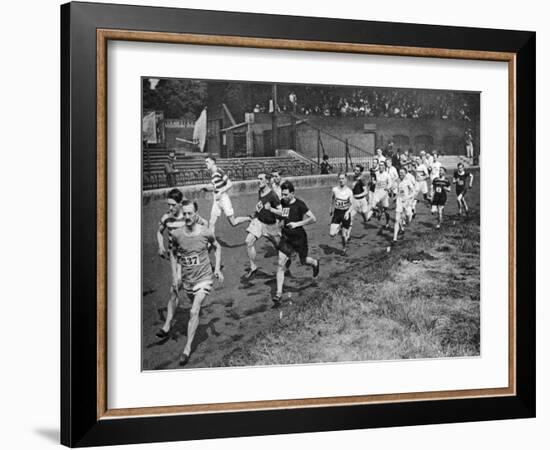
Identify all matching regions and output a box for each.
[222,215,480,367]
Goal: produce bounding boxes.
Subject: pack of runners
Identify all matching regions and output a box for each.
[154,154,474,366]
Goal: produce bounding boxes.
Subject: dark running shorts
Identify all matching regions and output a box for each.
[432,192,447,206]
[279,229,309,264]
[456,185,468,197]
[331,208,351,229]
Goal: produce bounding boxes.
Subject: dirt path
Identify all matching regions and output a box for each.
[142,184,479,370]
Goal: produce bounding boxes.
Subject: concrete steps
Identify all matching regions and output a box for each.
[142,152,319,190]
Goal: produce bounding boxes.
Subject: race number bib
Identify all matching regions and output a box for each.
[255,201,264,212]
[335,199,350,209]
[179,254,199,266]
[458,179,464,185]
[281,208,290,218]
[436,186,442,193]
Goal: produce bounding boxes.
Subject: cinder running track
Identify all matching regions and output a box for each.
[142,182,479,370]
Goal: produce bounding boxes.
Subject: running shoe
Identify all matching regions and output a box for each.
[272,295,282,307]
[179,352,190,366]
[156,329,169,339]
[313,260,320,277]
[245,267,258,279]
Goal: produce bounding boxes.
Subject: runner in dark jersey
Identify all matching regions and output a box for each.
[244,173,282,279]
[270,180,319,306]
[453,162,474,216]
[431,167,452,229]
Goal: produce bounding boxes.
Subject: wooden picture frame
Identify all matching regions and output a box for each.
[61,1,535,447]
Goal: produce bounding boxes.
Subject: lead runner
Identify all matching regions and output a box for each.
[170,199,224,366]
[156,189,209,340]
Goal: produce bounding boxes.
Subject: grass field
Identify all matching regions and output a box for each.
[225,218,480,366]
[142,174,480,370]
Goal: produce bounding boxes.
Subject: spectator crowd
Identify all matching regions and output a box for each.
[258,87,478,122]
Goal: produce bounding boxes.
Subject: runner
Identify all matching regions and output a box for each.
[203,156,250,232]
[168,199,224,366]
[368,158,379,219]
[375,148,386,164]
[272,180,319,306]
[400,148,412,168]
[403,161,417,218]
[329,172,354,254]
[350,164,369,224]
[453,162,474,215]
[244,173,282,279]
[431,166,451,229]
[424,150,434,167]
[412,156,429,216]
[393,167,416,242]
[156,189,209,340]
[428,151,442,200]
[270,170,282,199]
[367,160,391,229]
[386,158,399,201]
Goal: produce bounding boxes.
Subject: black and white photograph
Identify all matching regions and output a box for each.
[141,78,481,370]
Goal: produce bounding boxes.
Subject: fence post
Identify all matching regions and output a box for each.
[345,139,349,173]
[291,113,297,151]
[317,129,321,165]
[144,140,151,176]
[271,84,278,155]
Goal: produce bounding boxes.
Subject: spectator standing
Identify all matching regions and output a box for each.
[164,151,179,187]
[465,129,474,160]
[392,148,402,171]
[320,154,332,175]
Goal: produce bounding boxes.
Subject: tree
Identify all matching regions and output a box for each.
[142,78,207,119]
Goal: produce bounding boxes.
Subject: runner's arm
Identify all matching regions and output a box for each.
[289,210,316,229]
[196,215,209,227]
[216,177,233,195]
[408,183,415,199]
[359,179,368,197]
[156,222,167,256]
[265,202,284,216]
[206,231,224,282]
[468,172,474,188]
